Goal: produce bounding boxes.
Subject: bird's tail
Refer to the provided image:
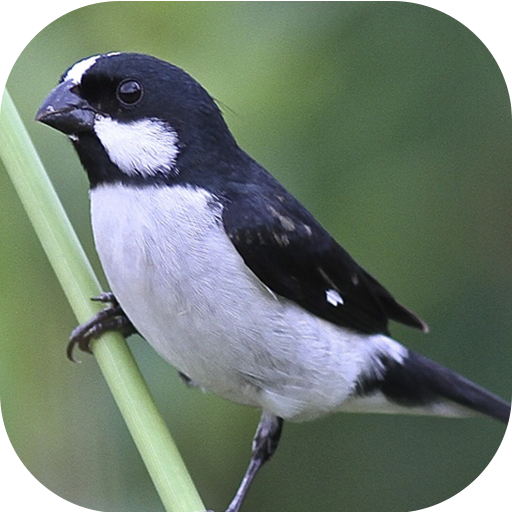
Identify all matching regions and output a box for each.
[344,349,510,424]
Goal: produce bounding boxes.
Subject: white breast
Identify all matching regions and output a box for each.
[90,183,403,421]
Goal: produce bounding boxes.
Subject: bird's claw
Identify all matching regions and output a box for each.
[67,292,136,362]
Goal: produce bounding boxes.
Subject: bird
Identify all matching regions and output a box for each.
[36,52,510,512]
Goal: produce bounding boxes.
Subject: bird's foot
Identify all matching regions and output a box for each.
[67,292,136,362]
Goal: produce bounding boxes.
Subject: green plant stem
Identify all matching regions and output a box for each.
[0,89,206,512]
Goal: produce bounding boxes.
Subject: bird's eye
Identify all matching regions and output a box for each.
[117,79,143,105]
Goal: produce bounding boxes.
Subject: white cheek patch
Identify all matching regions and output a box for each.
[94,116,180,177]
[326,289,344,307]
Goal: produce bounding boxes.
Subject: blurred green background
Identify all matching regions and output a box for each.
[1,2,511,512]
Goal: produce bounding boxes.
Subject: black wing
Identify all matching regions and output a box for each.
[222,185,428,336]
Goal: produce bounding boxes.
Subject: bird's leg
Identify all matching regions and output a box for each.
[221,412,284,512]
[67,292,137,362]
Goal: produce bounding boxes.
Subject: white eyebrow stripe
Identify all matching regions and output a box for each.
[64,55,101,84]
[93,116,180,177]
[64,52,121,84]
[326,289,344,307]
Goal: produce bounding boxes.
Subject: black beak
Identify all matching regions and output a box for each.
[35,80,96,135]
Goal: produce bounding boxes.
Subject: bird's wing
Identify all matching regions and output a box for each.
[222,188,428,336]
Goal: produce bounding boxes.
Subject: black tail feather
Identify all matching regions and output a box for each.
[358,350,511,423]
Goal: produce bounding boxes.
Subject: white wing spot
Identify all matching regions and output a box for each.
[326,289,344,307]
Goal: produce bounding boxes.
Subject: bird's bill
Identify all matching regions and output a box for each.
[35,80,95,135]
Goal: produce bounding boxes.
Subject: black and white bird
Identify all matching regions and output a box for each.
[36,52,510,512]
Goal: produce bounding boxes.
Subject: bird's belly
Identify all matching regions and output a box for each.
[90,184,378,420]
